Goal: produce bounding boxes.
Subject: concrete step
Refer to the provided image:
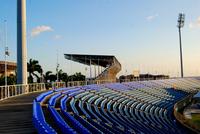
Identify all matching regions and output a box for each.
[0,92,44,134]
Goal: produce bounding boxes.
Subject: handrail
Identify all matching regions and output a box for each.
[0,82,66,101]
[52,82,66,89]
[0,83,46,101]
[67,79,116,87]
[66,77,169,87]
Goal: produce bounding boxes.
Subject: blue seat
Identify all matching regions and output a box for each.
[73,114,102,134]
[48,106,76,134]
[36,90,54,102]
[61,110,91,134]
[48,93,62,106]
[33,100,56,134]
[33,78,196,134]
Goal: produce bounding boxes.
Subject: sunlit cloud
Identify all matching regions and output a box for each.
[31,25,53,37]
[146,14,159,21]
[189,17,200,29]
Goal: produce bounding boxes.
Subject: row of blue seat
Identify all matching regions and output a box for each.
[33,90,57,134]
[33,78,200,134]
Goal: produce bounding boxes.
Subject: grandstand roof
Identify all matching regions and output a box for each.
[64,54,118,67]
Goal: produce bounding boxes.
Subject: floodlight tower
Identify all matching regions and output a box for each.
[17,0,27,84]
[177,13,185,78]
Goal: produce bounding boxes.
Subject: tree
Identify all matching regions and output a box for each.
[58,69,68,82]
[43,71,57,82]
[44,71,52,82]
[68,72,85,81]
[27,59,43,83]
[0,75,16,86]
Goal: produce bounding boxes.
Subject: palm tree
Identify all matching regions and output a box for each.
[44,71,53,82]
[68,72,85,81]
[27,59,42,83]
[58,69,68,82]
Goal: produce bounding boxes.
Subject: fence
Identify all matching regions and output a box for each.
[67,79,116,87]
[52,82,66,89]
[0,82,66,101]
[66,77,169,87]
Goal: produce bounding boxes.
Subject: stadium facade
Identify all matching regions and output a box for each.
[0,61,16,76]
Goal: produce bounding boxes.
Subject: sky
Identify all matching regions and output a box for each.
[0,0,200,77]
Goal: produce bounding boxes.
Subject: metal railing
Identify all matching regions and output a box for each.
[66,77,170,87]
[52,82,66,89]
[0,83,45,101]
[67,79,116,87]
[0,82,66,101]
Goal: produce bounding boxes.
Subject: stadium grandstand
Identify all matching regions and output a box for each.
[30,77,200,134]
[64,54,121,81]
[1,1,200,134]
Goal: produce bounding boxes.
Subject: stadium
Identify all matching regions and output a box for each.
[1,54,200,134]
[0,0,200,134]
[30,55,200,134]
[32,77,200,134]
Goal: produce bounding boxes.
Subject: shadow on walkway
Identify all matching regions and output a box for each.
[0,92,44,134]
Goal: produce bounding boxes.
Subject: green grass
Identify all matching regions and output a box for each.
[190,114,200,130]
[191,114,200,122]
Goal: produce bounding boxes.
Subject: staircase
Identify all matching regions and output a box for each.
[95,57,121,81]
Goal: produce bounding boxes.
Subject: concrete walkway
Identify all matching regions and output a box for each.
[0,92,43,134]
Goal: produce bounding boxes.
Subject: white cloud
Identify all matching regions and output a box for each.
[146,14,159,21]
[54,35,62,40]
[31,25,53,37]
[189,17,200,29]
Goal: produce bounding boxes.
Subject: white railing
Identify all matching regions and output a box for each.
[0,83,46,101]
[67,77,170,87]
[0,82,66,101]
[67,79,116,87]
[52,82,66,89]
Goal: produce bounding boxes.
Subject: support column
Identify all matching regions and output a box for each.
[98,65,100,76]
[94,65,96,78]
[17,0,27,84]
[90,59,92,79]
[98,59,100,76]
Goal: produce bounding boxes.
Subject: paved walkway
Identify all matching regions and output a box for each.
[0,92,43,134]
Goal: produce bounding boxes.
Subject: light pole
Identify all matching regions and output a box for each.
[5,47,9,86]
[177,13,185,78]
[56,50,59,82]
[17,0,27,84]
[4,20,9,86]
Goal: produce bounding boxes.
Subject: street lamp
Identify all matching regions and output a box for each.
[177,13,185,78]
[4,20,10,86]
[56,50,59,82]
[5,47,10,86]
[56,63,59,82]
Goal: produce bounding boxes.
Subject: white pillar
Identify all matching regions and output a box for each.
[90,59,92,79]
[94,65,96,78]
[17,0,27,84]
